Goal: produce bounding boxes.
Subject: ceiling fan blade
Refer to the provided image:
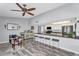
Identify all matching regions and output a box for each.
[16,3,23,10]
[22,12,25,16]
[27,12,34,16]
[27,8,36,11]
[11,10,22,12]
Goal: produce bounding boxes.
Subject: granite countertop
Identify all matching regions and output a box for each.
[36,33,79,40]
[36,33,62,36]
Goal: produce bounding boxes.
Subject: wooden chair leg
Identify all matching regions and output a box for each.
[19,42,22,48]
[12,44,15,50]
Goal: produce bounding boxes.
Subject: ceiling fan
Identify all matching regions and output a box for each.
[11,3,36,16]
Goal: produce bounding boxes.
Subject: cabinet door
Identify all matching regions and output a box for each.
[44,36,51,45]
[50,36,60,48]
[53,39,59,47]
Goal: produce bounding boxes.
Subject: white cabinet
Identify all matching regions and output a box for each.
[50,36,60,47]
[60,38,79,54]
[35,34,79,54]
[43,35,51,45]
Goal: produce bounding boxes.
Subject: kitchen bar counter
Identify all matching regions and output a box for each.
[34,33,79,54]
[36,33,78,40]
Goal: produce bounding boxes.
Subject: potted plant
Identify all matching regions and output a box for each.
[67,32,76,38]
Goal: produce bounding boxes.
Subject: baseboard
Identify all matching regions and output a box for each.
[0,41,9,44]
[59,47,79,54]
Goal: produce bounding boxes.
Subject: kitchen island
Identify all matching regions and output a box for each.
[34,33,79,54]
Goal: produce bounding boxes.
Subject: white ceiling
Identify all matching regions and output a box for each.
[0,3,66,19]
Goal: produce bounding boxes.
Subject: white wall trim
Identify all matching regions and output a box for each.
[59,47,79,54]
[0,41,9,44]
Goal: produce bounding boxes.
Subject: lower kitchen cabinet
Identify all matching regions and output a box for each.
[51,38,60,47]
[60,38,79,54]
[34,34,79,54]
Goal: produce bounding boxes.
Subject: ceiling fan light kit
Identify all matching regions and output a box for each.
[11,3,36,16]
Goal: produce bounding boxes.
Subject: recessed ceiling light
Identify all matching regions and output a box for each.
[52,21,71,25]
